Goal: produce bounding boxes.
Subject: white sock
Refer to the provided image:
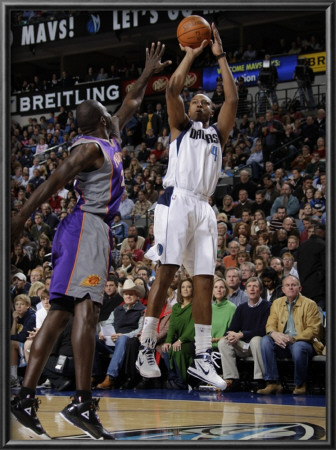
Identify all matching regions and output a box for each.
[194,324,212,354]
[11,365,17,379]
[140,317,159,345]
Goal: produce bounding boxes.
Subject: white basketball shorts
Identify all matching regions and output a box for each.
[145,187,217,277]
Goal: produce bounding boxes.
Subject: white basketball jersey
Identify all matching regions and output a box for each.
[163,120,222,197]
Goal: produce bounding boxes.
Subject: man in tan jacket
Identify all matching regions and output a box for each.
[257,275,322,395]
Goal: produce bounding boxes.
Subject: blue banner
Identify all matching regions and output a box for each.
[203,54,299,90]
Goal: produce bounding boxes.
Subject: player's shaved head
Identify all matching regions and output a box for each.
[76,100,105,133]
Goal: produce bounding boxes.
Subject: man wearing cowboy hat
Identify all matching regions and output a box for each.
[94,279,146,389]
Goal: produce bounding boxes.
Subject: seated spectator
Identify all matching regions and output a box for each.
[30,213,52,243]
[232,190,254,219]
[298,202,313,222]
[260,267,283,303]
[281,252,299,278]
[10,294,36,387]
[222,240,240,268]
[118,190,134,220]
[257,275,323,395]
[41,202,59,237]
[36,233,52,255]
[253,256,268,278]
[262,174,280,205]
[28,168,45,189]
[242,43,256,61]
[270,182,300,218]
[246,139,264,181]
[131,189,152,220]
[232,169,258,202]
[122,235,144,263]
[11,243,31,275]
[96,67,108,81]
[150,141,165,161]
[35,137,48,154]
[269,206,287,232]
[146,153,162,175]
[217,233,227,261]
[239,261,256,289]
[98,275,124,324]
[137,142,151,163]
[279,234,299,262]
[24,289,50,363]
[211,277,236,350]
[218,277,270,391]
[221,195,235,220]
[250,190,272,217]
[255,245,272,266]
[237,235,252,256]
[133,276,149,306]
[225,267,248,307]
[129,157,143,178]
[112,212,128,244]
[29,266,44,284]
[120,225,145,254]
[143,180,158,204]
[27,280,45,310]
[157,126,169,150]
[94,279,146,389]
[11,272,31,300]
[305,152,324,177]
[144,128,157,149]
[162,278,195,389]
[119,252,136,274]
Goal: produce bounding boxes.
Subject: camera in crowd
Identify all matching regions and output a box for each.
[258,60,277,90]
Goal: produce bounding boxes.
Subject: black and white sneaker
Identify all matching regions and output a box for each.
[11,396,50,439]
[187,350,227,391]
[60,397,115,440]
[136,338,161,378]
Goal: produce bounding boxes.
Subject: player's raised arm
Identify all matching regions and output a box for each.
[166,41,208,134]
[210,23,238,146]
[115,42,171,132]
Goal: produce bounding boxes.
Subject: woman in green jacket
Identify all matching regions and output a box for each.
[162,278,195,389]
[211,277,237,349]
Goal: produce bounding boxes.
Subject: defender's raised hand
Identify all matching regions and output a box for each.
[144,41,172,74]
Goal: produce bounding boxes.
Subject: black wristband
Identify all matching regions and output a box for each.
[216,52,227,60]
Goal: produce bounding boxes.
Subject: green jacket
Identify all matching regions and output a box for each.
[211,299,236,349]
[165,302,194,344]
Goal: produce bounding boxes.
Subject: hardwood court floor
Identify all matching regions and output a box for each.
[10,388,326,442]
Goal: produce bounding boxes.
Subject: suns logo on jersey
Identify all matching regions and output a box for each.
[113,152,122,168]
[80,274,102,287]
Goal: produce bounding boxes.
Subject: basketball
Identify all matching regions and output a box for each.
[177,15,211,49]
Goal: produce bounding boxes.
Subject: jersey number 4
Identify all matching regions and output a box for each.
[211,146,218,162]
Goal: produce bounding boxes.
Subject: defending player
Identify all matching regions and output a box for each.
[10,43,171,440]
[136,24,238,389]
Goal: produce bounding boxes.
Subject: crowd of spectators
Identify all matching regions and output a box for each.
[10,34,327,393]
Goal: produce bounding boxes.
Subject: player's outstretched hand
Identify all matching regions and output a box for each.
[210,22,224,57]
[145,42,172,74]
[179,39,208,57]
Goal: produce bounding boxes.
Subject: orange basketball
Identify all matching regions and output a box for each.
[177,15,211,49]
